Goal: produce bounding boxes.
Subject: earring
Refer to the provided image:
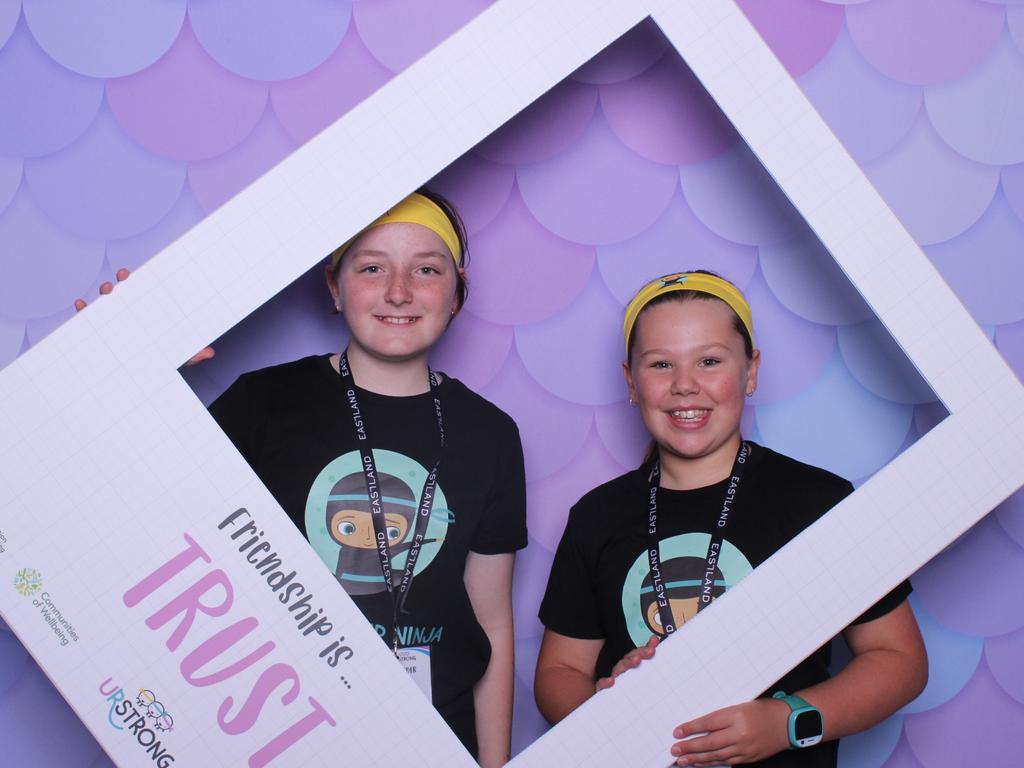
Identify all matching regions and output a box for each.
[629,396,636,406]
[745,389,755,397]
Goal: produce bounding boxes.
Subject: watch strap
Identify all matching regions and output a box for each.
[772,691,812,710]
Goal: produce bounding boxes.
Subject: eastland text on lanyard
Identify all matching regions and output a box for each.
[338,349,445,653]
[646,440,751,637]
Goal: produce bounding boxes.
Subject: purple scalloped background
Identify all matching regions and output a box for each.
[2,2,1023,765]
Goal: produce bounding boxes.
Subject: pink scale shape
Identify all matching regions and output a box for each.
[759,228,874,326]
[0,20,103,158]
[904,660,1024,766]
[864,115,999,246]
[474,78,598,166]
[24,307,76,349]
[847,0,1005,86]
[510,538,555,642]
[24,106,185,241]
[429,314,514,393]
[0,0,19,48]
[896,598,982,715]
[463,186,595,326]
[189,0,350,81]
[106,186,206,273]
[878,735,928,768]
[797,26,922,164]
[600,49,739,166]
[0,663,105,767]
[517,110,678,247]
[0,190,104,319]
[188,108,297,214]
[525,425,628,552]
[838,320,936,405]
[22,0,185,78]
[679,142,806,247]
[0,155,21,216]
[986,623,1024,704]
[755,349,913,481]
[735,0,844,78]
[107,22,268,162]
[1012,6,1024,57]
[743,269,836,407]
[1004,162,1024,223]
[925,192,1024,326]
[514,268,632,406]
[478,347,593,483]
[571,19,669,85]
[596,189,758,307]
[836,711,904,768]
[913,515,1024,636]
[270,24,393,147]
[926,34,1024,166]
[428,151,515,236]
[354,0,494,74]
[593,400,651,470]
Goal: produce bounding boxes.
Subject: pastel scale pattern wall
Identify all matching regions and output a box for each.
[1,1,1022,765]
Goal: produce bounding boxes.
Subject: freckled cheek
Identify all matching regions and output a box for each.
[337,282,377,311]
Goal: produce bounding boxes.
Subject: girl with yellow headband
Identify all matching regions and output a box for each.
[535,272,926,768]
[208,189,526,767]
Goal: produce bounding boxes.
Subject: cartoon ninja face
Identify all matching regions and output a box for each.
[325,470,418,595]
[645,595,701,631]
[307,453,456,599]
[639,555,727,636]
[328,508,409,549]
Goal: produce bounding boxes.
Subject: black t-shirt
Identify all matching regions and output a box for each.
[210,355,527,756]
[539,442,910,768]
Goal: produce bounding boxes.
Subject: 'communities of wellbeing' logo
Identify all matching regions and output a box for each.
[14,567,42,596]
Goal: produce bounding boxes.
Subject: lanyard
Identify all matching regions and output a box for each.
[338,350,445,652]
[646,440,750,637]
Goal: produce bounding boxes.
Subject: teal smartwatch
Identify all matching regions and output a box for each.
[772,691,823,748]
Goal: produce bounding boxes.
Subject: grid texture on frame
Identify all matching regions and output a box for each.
[1,0,1024,766]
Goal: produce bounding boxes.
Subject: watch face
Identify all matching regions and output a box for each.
[793,709,823,746]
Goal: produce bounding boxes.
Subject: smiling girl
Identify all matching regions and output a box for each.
[534,272,926,767]
[209,190,527,766]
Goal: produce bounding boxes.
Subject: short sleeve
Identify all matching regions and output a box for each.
[469,419,527,554]
[208,374,261,464]
[538,506,605,640]
[851,580,913,625]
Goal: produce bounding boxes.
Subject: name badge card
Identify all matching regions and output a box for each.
[397,646,433,701]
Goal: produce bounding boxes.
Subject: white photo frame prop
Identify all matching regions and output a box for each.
[1,1,1022,767]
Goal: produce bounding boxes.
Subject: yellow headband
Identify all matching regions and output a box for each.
[623,272,755,356]
[329,192,462,269]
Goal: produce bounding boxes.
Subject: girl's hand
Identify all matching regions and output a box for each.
[74,267,131,311]
[74,267,215,366]
[669,698,790,766]
[595,635,659,692]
